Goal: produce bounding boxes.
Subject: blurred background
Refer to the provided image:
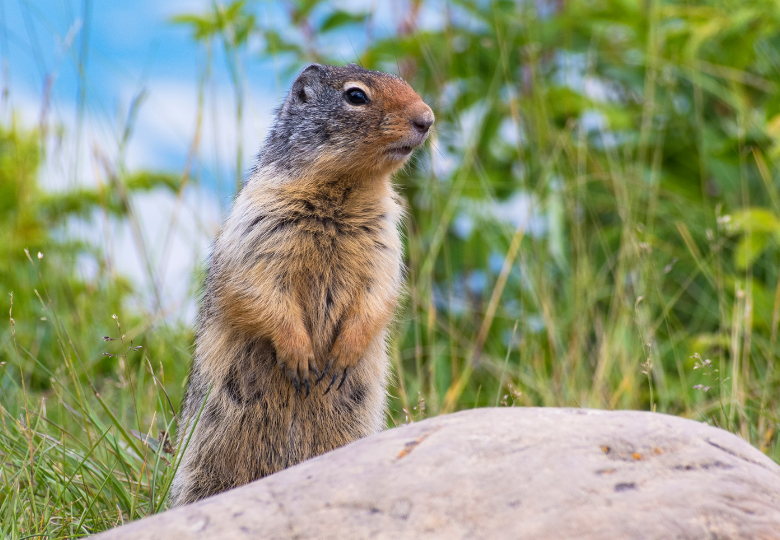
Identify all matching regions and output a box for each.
[3,0,780,535]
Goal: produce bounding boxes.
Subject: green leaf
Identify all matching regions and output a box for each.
[729,208,780,234]
[170,14,219,41]
[735,232,768,269]
[263,29,302,55]
[124,171,182,192]
[291,0,323,24]
[319,11,368,33]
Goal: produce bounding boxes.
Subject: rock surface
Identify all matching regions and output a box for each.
[95,408,780,539]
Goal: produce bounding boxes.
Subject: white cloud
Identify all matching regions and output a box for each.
[3,91,116,191]
[65,184,221,323]
[460,192,547,239]
[123,78,278,180]
[114,186,221,322]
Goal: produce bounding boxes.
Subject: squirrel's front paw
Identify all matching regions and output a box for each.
[321,334,363,394]
[275,337,316,397]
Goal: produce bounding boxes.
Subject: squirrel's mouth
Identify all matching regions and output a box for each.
[387,145,415,159]
[386,135,427,161]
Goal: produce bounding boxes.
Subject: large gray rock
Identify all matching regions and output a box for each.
[95,408,780,539]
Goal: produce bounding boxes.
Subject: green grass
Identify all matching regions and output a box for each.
[4,0,780,537]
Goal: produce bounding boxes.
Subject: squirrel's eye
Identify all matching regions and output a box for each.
[345,88,369,105]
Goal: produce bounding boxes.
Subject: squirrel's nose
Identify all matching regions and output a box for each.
[412,110,434,134]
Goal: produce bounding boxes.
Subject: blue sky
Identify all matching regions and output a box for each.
[3,0,290,199]
[5,0,202,96]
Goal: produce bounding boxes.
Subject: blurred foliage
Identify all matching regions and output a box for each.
[0,121,187,389]
[172,1,256,45]
[1,122,127,390]
[0,123,192,536]
[5,0,780,536]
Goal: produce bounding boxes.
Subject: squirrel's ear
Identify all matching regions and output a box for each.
[300,63,323,75]
[290,63,323,104]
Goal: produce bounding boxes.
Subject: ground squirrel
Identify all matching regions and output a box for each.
[169,63,434,507]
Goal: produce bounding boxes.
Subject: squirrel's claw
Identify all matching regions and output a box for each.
[277,351,316,397]
[337,368,349,390]
[323,373,339,395]
[323,363,350,394]
[317,359,333,385]
[309,361,321,384]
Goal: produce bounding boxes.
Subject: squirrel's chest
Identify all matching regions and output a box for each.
[294,212,400,269]
[286,212,402,322]
[225,188,403,281]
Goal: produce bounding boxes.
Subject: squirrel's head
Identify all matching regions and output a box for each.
[260,63,434,178]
